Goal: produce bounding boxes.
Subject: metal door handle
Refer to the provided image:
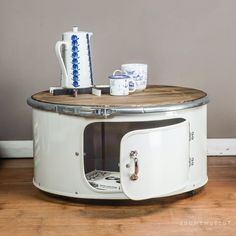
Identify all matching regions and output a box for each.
[130,151,139,181]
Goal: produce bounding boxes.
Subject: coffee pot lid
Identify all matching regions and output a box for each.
[72,26,79,32]
[63,26,92,35]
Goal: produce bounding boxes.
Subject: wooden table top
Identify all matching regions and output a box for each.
[32,85,207,108]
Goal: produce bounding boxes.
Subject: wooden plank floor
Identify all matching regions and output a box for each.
[0,157,235,236]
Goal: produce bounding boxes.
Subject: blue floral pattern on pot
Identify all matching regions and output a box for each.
[71,35,80,87]
[86,33,93,85]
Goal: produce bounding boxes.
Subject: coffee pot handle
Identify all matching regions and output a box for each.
[55,41,69,82]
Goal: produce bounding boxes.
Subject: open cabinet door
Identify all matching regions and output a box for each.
[120,120,190,200]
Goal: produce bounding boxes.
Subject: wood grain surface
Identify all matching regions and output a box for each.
[32,85,207,107]
[0,157,235,236]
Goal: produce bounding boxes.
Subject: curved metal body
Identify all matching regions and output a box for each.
[30,99,208,200]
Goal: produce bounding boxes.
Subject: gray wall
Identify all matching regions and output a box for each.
[0,0,235,140]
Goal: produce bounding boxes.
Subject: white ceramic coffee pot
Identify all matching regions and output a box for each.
[55,27,93,89]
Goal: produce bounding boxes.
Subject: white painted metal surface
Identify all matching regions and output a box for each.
[120,121,190,200]
[31,104,208,200]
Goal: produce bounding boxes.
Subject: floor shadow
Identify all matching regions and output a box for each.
[34,187,205,219]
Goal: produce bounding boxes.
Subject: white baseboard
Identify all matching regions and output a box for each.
[207,138,236,156]
[0,141,33,158]
[0,139,235,158]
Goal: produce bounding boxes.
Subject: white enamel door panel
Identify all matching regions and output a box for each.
[120,120,190,200]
